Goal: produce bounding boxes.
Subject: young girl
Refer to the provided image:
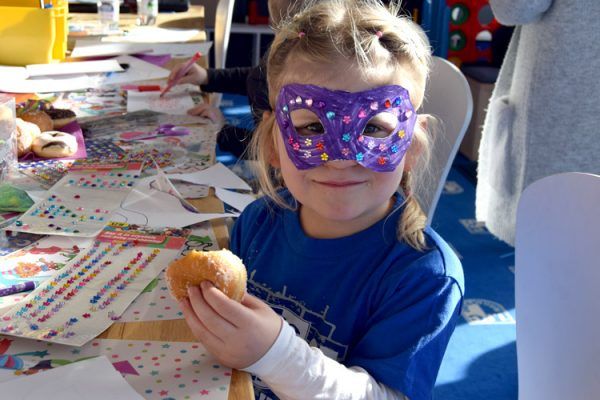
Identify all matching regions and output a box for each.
[178,0,464,399]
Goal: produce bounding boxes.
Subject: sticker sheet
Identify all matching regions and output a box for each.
[0,224,189,346]
[120,224,220,322]
[0,236,90,291]
[0,232,45,257]
[0,337,231,400]
[8,162,142,237]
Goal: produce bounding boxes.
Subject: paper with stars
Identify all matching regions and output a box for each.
[0,337,231,399]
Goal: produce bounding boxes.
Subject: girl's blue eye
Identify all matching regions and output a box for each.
[362,124,390,138]
[362,113,398,138]
[296,122,325,136]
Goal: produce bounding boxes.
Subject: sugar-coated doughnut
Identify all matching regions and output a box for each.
[20,111,53,133]
[32,130,78,158]
[46,108,76,129]
[16,118,40,156]
[166,249,247,302]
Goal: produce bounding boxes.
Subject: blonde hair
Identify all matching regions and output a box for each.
[250,0,433,251]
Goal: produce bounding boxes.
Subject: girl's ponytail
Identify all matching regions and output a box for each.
[398,170,428,251]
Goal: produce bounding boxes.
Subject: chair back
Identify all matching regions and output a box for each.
[515,172,600,400]
[418,56,473,224]
[211,0,235,107]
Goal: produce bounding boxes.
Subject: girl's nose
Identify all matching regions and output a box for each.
[326,159,358,169]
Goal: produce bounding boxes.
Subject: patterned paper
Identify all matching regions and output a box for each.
[0,224,189,346]
[9,163,142,237]
[120,225,220,323]
[0,236,88,290]
[0,337,231,400]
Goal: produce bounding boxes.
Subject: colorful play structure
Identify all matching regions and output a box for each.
[419,0,501,66]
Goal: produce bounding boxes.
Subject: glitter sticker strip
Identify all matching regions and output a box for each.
[0,233,186,346]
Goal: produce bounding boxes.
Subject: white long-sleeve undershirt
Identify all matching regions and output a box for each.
[242,319,408,400]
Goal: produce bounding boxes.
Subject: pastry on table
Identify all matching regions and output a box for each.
[45,108,77,129]
[32,131,78,158]
[16,117,41,156]
[20,110,53,133]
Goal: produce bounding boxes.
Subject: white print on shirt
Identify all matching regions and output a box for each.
[248,271,351,399]
[248,271,349,360]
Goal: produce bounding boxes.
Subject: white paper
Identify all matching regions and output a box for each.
[26,60,123,77]
[0,56,169,93]
[215,187,256,212]
[127,88,195,115]
[72,40,213,58]
[0,66,28,81]
[168,162,252,191]
[0,356,144,400]
[101,55,170,86]
[114,172,238,228]
[103,27,202,43]
[0,75,101,94]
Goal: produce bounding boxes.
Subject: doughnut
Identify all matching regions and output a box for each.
[16,118,41,156]
[20,110,53,133]
[46,108,77,129]
[166,249,247,302]
[32,131,78,158]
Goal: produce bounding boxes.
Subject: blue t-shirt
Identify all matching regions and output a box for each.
[229,189,464,400]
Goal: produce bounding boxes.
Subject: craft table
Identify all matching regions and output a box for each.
[97,193,254,400]
[1,6,254,399]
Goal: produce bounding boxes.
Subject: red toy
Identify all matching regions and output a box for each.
[446,1,501,66]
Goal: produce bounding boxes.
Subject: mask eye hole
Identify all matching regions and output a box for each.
[362,112,398,138]
[290,109,325,137]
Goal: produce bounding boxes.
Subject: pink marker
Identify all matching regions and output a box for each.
[160,52,203,98]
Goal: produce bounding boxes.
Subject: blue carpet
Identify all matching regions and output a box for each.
[433,157,518,400]
[219,94,519,399]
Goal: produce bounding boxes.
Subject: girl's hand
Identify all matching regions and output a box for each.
[168,63,208,86]
[180,282,282,370]
[187,103,225,126]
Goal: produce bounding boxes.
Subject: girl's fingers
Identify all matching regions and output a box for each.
[188,285,237,337]
[179,298,224,347]
[200,282,253,328]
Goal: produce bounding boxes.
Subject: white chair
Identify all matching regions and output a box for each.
[515,172,600,400]
[210,0,235,107]
[418,56,473,225]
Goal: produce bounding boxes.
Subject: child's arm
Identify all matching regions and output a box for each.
[180,283,408,400]
[244,319,409,400]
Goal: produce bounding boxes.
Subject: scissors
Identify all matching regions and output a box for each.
[120,124,191,141]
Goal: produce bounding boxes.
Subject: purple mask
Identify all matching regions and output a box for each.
[275,83,417,172]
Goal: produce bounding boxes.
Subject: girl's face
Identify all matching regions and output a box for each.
[271,61,421,238]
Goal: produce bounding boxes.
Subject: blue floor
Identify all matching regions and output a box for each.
[432,158,518,399]
[219,95,519,399]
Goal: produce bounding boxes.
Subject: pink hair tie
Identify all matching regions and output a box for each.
[298,31,306,38]
[375,31,383,38]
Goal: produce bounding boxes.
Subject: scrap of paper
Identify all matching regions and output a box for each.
[127,87,195,115]
[114,169,238,228]
[215,188,256,213]
[0,224,189,346]
[0,337,231,400]
[168,162,253,191]
[0,356,144,400]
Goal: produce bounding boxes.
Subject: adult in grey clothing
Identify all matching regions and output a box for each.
[475,0,600,245]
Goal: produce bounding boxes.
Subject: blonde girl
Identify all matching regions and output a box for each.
[179,1,464,399]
